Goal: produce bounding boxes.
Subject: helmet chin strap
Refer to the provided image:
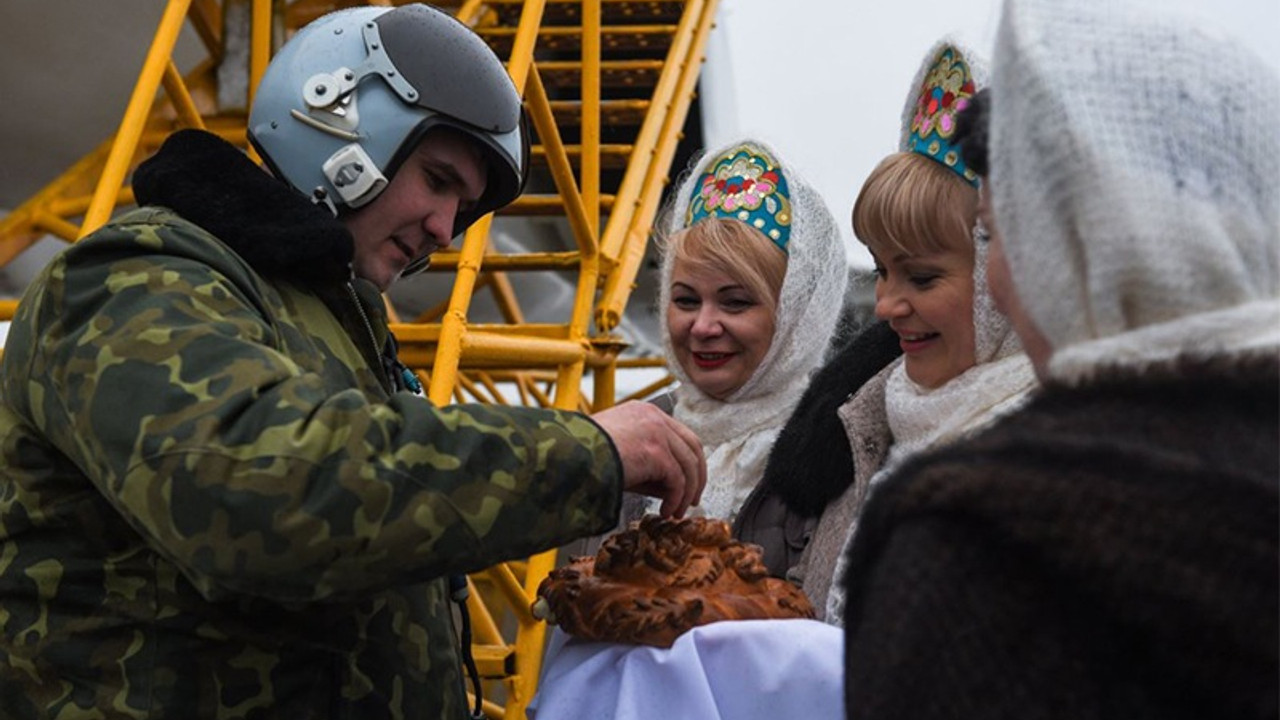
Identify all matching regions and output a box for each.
[402,252,433,276]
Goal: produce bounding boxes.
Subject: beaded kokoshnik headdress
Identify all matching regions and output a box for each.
[684,143,793,254]
[902,42,982,187]
[901,39,1018,365]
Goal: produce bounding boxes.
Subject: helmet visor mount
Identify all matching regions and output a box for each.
[297,18,436,126]
[295,19,426,209]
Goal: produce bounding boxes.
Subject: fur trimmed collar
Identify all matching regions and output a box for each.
[131,129,353,285]
[759,321,903,517]
[1040,349,1279,410]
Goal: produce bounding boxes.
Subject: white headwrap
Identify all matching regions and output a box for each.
[659,138,849,521]
[825,40,1039,625]
[990,0,1280,383]
[880,37,1034,480]
[897,37,1023,367]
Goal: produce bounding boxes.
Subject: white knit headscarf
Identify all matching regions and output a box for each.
[990,0,1280,383]
[825,41,1039,625]
[893,38,1021,367]
[659,138,849,521]
[881,38,1034,474]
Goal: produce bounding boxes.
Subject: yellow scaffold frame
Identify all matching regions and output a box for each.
[0,2,720,717]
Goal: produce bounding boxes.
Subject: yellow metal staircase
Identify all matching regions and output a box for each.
[0,1,716,718]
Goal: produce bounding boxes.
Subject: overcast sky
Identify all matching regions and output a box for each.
[701,0,1279,270]
[0,1,1273,348]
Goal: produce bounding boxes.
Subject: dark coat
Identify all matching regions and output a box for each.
[842,354,1279,720]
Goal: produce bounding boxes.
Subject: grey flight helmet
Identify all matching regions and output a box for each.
[248,3,529,273]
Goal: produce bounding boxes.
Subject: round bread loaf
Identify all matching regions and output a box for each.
[533,515,815,648]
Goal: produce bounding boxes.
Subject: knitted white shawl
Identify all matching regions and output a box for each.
[823,350,1035,624]
[990,0,1280,382]
[823,36,1045,623]
[822,234,1038,623]
[659,138,849,521]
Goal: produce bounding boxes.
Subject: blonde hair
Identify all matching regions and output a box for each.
[665,218,787,312]
[852,152,978,257]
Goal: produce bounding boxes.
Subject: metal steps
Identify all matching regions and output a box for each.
[0,2,719,717]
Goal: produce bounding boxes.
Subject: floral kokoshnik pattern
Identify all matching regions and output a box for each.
[686,144,792,253]
[906,44,979,187]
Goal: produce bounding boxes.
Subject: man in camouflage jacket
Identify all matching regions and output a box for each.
[0,6,703,718]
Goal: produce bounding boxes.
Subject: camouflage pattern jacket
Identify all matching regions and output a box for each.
[0,130,622,719]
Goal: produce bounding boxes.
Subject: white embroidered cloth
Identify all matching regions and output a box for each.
[528,620,844,720]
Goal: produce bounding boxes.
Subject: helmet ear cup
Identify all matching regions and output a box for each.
[247,4,529,229]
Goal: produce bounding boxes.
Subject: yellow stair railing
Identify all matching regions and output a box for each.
[0,2,717,717]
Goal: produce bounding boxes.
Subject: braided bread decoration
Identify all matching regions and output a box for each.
[532,516,815,648]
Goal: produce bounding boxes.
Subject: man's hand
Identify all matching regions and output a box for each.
[592,401,706,518]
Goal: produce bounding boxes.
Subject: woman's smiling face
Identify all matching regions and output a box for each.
[870,240,977,389]
[666,258,778,400]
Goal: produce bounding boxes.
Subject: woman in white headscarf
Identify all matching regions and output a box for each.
[840,1,1279,718]
[653,138,850,574]
[775,39,1037,622]
[528,138,853,720]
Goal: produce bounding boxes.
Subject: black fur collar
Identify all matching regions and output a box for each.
[131,129,353,285]
[761,321,903,516]
[1041,350,1280,408]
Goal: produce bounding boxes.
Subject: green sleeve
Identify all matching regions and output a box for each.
[9,214,622,603]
